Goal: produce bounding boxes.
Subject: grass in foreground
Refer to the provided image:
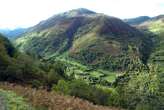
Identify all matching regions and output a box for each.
[0,89,35,110]
[0,82,123,110]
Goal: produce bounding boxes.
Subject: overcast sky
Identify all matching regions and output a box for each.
[0,0,163,29]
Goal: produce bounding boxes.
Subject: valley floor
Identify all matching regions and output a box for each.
[0,82,123,110]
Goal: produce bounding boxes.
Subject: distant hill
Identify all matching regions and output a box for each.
[15,8,151,71]
[0,28,26,40]
[124,16,151,25]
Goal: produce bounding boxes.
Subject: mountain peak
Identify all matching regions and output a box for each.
[69,8,95,13]
[72,8,95,13]
[62,8,96,17]
[29,8,96,31]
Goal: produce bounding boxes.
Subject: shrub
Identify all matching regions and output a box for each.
[31,80,43,88]
[53,80,69,94]
[53,79,119,106]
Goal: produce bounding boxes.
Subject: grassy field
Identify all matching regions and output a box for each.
[55,57,117,86]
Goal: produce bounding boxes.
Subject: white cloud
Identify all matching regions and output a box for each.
[0,0,163,29]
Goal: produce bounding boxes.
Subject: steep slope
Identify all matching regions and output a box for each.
[0,34,16,69]
[15,8,151,71]
[0,34,47,84]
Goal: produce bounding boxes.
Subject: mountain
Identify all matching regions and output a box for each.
[15,8,151,71]
[28,8,95,32]
[124,16,151,25]
[0,28,26,40]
